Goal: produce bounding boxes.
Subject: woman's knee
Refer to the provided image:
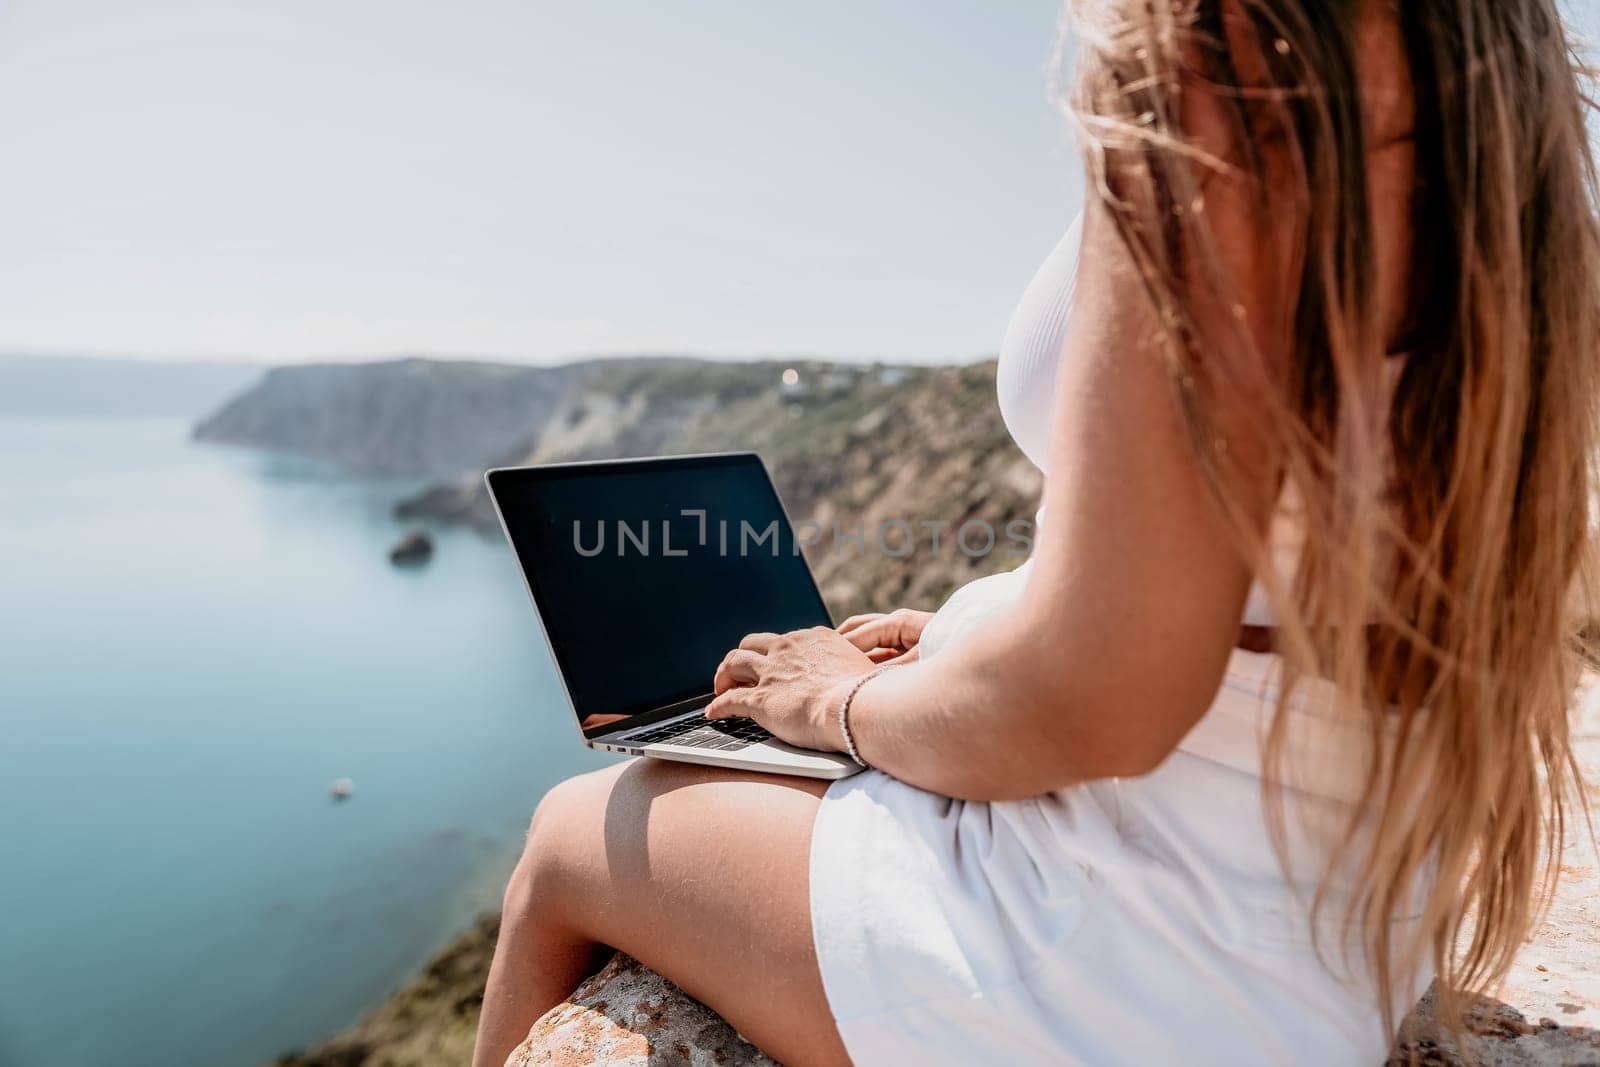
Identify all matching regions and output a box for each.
[526,765,615,847]
[506,765,621,921]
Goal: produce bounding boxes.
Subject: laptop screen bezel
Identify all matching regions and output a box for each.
[485,452,832,740]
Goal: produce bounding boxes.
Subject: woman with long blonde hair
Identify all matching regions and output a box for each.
[473,1,1599,1063]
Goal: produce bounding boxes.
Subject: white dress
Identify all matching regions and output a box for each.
[806,221,1429,1065]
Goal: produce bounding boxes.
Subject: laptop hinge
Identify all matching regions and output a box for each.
[586,692,714,741]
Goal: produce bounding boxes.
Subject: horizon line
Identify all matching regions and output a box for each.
[0,347,997,369]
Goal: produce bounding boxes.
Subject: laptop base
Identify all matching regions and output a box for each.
[594,710,863,780]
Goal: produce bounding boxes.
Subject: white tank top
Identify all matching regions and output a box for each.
[993,216,1296,626]
[919,219,1399,812]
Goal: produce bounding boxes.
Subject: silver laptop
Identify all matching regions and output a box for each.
[485,452,862,780]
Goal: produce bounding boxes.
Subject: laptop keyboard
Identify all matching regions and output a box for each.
[623,715,772,751]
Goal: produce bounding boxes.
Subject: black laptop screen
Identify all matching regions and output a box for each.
[488,455,831,734]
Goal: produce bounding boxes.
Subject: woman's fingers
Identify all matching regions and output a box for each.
[705,687,760,721]
[738,631,780,653]
[707,625,876,749]
[841,617,899,652]
[713,649,764,694]
[841,609,932,654]
[836,613,885,636]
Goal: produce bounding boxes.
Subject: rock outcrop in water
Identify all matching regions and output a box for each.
[388,531,434,566]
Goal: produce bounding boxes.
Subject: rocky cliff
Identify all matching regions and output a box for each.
[194,357,588,479]
[273,915,498,1067]
[198,356,1043,619]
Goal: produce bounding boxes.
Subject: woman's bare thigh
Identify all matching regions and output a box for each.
[525,757,849,1066]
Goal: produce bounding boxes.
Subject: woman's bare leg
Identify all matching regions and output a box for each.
[472,758,849,1067]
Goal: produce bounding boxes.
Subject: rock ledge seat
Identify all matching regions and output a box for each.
[507,955,1600,1067]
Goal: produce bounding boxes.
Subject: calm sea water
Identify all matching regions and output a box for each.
[0,416,610,1067]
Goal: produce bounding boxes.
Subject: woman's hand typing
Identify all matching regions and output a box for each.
[707,626,876,752]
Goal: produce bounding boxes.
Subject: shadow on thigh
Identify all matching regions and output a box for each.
[599,757,829,884]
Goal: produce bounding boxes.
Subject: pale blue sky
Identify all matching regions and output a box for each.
[0,0,1077,364]
[4,2,1598,366]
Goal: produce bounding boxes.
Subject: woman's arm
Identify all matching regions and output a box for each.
[708,202,1279,801]
[836,205,1275,800]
